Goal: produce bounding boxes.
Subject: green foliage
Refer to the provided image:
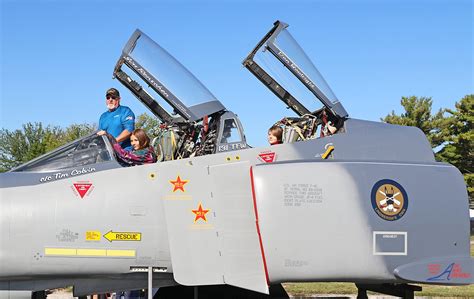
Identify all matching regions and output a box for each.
[135,113,161,139]
[0,122,95,172]
[436,95,473,201]
[63,123,96,143]
[382,96,446,148]
[383,95,473,203]
[0,123,47,172]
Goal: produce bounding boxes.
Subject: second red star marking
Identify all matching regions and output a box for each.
[192,202,210,223]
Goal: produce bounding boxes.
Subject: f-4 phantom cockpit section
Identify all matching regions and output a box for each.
[113,30,247,159]
[1,21,472,299]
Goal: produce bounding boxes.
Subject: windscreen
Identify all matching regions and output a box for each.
[128,34,219,109]
[11,134,112,172]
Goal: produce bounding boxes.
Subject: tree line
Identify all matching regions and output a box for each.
[381,95,472,202]
[1,95,472,202]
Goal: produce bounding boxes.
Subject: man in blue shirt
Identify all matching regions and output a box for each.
[98,88,135,150]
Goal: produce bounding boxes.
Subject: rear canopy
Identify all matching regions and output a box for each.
[243,21,348,119]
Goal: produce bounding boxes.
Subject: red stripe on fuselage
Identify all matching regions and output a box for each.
[249,166,270,285]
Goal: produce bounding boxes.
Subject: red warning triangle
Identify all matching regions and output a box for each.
[73,183,92,198]
[259,152,276,163]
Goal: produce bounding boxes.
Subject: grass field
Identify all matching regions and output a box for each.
[471,235,474,256]
[283,236,474,297]
[283,283,474,297]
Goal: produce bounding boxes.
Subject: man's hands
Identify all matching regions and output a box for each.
[97,130,131,143]
[115,129,132,143]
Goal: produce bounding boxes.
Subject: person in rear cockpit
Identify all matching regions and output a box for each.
[268,125,283,145]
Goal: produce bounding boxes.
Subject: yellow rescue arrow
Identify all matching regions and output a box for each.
[103,230,142,242]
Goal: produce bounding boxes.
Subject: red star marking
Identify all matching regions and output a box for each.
[169,175,188,192]
[192,202,210,223]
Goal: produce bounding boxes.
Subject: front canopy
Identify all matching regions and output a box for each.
[114,30,226,123]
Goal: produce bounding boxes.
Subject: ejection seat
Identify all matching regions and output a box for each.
[272,107,344,144]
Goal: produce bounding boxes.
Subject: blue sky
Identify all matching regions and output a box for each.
[1,0,472,146]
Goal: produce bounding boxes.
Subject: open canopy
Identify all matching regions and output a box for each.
[243,21,348,119]
[114,29,226,123]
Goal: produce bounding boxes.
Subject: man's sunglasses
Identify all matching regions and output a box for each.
[106,96,118,100]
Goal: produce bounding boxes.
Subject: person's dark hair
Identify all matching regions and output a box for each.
[268,125,283,142]
[132,129,150,150]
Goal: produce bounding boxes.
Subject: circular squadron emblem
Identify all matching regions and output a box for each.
[371,179,408,221]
